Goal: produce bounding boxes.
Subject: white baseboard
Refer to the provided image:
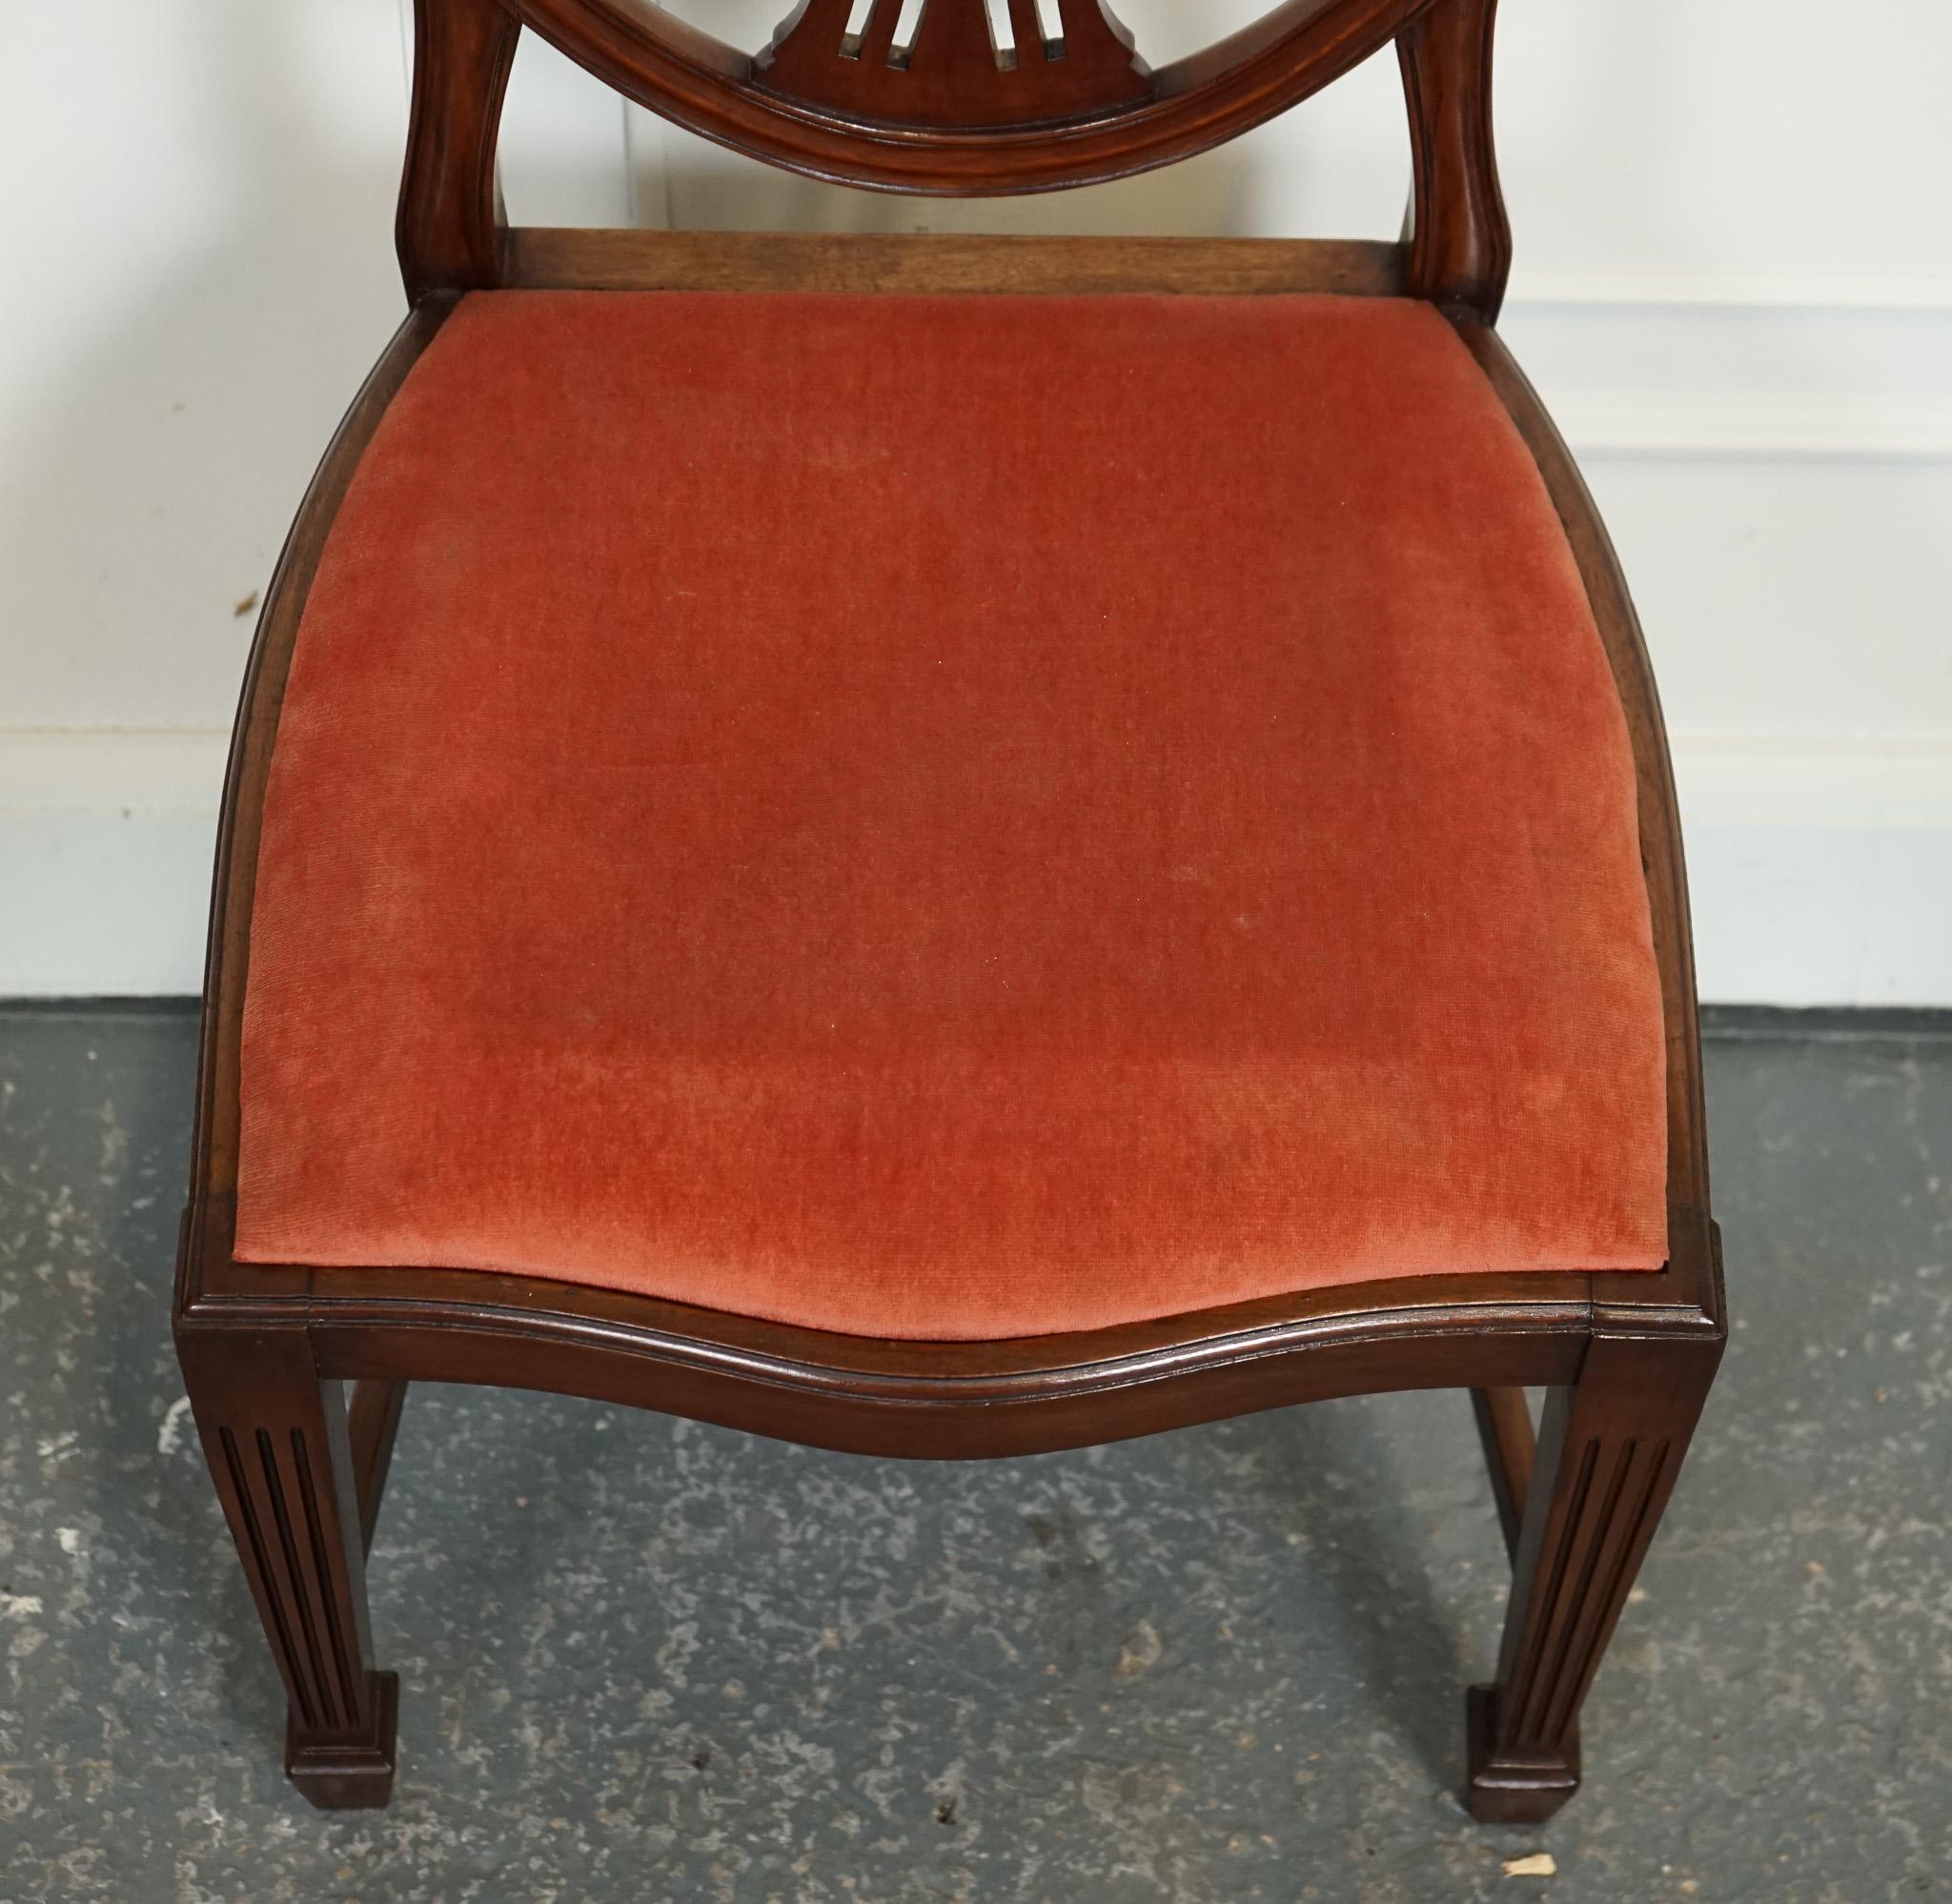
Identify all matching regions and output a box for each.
[0,732,227,997]
[1673,739,1952,1007]
[5,729,1948,1006]
[1555,391,1952,462]
[1501,290,1952,464]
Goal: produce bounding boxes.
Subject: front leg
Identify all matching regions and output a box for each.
[177,1326,398,1809]
[1466,1331,1719,1823]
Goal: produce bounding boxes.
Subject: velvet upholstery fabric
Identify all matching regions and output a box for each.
[234,290,1667,1340]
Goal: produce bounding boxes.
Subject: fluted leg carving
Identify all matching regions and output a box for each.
[1466,1333,1718,1824]
[179,1329,397,1809]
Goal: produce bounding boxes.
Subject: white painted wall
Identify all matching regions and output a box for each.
[3,1,1948,1001]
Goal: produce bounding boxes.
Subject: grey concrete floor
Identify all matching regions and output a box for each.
[0,1005,1948,1903]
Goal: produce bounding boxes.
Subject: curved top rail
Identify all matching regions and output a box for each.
[508,0,1434,193]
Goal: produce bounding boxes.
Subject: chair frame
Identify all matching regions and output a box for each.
[173,0,1725,1822]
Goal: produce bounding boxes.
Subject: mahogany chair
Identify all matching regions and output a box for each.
[174,0,1725,1822]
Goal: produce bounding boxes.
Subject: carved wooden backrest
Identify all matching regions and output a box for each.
[398,0,1509,315]
[762,0,1151,129]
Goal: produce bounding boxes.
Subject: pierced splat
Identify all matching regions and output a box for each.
[759,0,1151,128]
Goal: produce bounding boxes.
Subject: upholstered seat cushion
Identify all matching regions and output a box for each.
[234,288,1667,1340]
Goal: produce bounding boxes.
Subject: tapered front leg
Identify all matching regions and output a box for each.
[177,1327,397,1808]
[1466,1332,1719,1824]
[1469,1387,1536,1561]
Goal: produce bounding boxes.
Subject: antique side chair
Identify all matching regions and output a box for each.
[174,0,1726,1821]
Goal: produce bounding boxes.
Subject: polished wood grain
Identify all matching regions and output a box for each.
[172,316,451,1811]
[176,1327,397,1808]
[347,1380,408,1554]
[1467,1328,1721,1823]
[1399,0,1509,317]
[397,0,518,300]
[190,1194,1592,1464]
[175,0,1723,1823]
[499,227,1408,296]
[397,0,1500,257]
[459,0,1434,196]
[1470,1386,1535,1561]
[1454,314,1726,1819]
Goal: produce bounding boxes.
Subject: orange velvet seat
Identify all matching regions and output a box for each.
[234,288,1667,1341]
